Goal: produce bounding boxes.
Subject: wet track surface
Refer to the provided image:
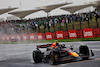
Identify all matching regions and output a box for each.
[0,41,100,67]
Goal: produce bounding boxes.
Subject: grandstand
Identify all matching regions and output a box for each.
[0,1,100,35]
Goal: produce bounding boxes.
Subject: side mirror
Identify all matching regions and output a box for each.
[36,46,39,50]
[61,44,66,48]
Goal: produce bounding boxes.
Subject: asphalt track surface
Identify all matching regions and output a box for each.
[0,41,100,67]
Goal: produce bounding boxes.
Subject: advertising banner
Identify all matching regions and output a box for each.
[38,33,43,40]
[11,35,16,39]
[83,28,93,38]
[68,30,77,39]
[6,35,10,41]
[22,34,28,40]
[30,33,35,40]
[0,27,99,41]
[56,31,64,39]
[46,32,52,40]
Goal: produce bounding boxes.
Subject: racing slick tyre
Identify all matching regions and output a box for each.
[32,50,43,63]
[79,45,89,60]
[49,52,59,65]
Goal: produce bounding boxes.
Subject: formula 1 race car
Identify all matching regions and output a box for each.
[32,43,94,65]
[11,38,18,42]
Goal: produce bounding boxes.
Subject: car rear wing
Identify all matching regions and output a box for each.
[37,44,52,48]
[37,44,66,48]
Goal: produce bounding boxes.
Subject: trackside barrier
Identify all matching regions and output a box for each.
[76,30,83,38]
[93,28,99,37]
[98,28,100,37]
[37,33,43,40]
[2,36,6,41]
[83,28,93,38]
[34,34,38,40]
[16,35,22,41]
[46,32,52,40]
[63,31,68,39]
[6,35,10,41]
[68,30,77,39]
[22,34,29,40]
[56,31,64,39]
[0,36,1,41]
[11,35,16,40]
[52,32,56,39]
[30,33,35,40]
[42,33,46,40]
[1,28,100,41]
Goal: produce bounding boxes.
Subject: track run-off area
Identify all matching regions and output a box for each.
[0,41,100,67]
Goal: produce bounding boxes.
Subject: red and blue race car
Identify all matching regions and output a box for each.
[32,43,94,65]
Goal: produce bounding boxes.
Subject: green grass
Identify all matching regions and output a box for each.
[0,37,100,44]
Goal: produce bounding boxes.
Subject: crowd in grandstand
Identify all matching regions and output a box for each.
[0,5,100,35]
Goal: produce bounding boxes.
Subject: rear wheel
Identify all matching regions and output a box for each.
[32,50,43,63]
[79,45,89,60]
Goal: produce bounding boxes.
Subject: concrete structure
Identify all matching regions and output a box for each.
[36,2,72,17]
[0,7,18,15]
[61,4,98,13]
[8,9,44,18]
